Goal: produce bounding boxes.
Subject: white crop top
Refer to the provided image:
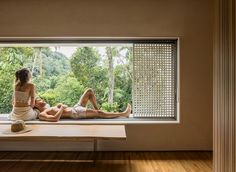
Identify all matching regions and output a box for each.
[13,91,30,103]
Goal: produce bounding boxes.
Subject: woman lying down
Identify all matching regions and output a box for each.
[34,88,131,122]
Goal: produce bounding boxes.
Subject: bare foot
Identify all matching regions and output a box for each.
[123,104,131,118]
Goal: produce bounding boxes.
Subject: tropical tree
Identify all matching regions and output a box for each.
[106,47,114,104]
[106,46,133,111]
[70,47,100,86]
[70,47,108,105]
[105,46,122,104]
[31,48,70,93]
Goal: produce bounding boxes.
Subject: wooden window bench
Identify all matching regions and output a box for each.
[0,124,126,165]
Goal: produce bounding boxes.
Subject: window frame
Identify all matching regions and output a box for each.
[0,37,180,124]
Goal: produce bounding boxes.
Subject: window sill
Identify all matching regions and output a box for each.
[0,114,179,124]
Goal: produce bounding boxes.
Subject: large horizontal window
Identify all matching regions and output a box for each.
[0,39,179,122]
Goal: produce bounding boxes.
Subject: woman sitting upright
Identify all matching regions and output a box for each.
[8,68,39,121]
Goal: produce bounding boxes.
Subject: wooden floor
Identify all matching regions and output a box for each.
[0,151,212,172]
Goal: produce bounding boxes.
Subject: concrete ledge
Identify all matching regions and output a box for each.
[0,114,179,124]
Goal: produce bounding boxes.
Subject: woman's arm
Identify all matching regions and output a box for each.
[29,84,36,108]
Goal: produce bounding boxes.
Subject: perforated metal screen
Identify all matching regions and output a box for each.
[133,41,177,118]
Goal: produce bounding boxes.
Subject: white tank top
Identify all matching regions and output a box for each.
[14,91,30,103]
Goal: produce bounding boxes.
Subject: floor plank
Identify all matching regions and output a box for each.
[0,151,212,172]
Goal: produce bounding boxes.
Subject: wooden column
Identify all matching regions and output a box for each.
[214,0,235,171]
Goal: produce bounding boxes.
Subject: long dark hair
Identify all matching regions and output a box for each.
[15,68,31,87]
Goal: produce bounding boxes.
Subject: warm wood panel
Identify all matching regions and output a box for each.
[0,151,212,172]
[0,125,126,140]
[213,0,236,171]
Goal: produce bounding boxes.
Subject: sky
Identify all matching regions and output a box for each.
[49,46,130,66]
[53,46,77,57]
[50,46,107,58]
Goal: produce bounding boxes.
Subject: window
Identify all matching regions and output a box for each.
[0,39,179,122]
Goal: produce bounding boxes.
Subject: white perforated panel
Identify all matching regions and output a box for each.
[133,41,177,118]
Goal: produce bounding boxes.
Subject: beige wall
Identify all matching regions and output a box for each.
[0,0,213,150]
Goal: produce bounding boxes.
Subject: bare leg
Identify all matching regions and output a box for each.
[86,104,131,118]
[78,88,99,110]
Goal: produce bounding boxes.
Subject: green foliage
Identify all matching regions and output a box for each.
[70,47,100,86]
[37,89,57,106]
[0,70,14,113]
[0,46,132,114]
[29,48,70,77]
[101,102,119,112]
[70,47,109,106]
[0,47,34,67]
[35,74,86,107]
[53,74,85,106]
[41,49,70,77]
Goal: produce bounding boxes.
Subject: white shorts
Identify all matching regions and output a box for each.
[70,104,87,119]
[8,106,39,121]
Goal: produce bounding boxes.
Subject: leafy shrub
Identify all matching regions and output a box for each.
[53,74,85,106]
[37,90,57,106]
[101,102,119,112]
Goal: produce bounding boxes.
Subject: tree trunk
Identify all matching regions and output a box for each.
[31,48,40,75]
[39,48,43,77]
[107,47,114,104]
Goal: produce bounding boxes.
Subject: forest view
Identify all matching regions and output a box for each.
[0,45,132,114]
